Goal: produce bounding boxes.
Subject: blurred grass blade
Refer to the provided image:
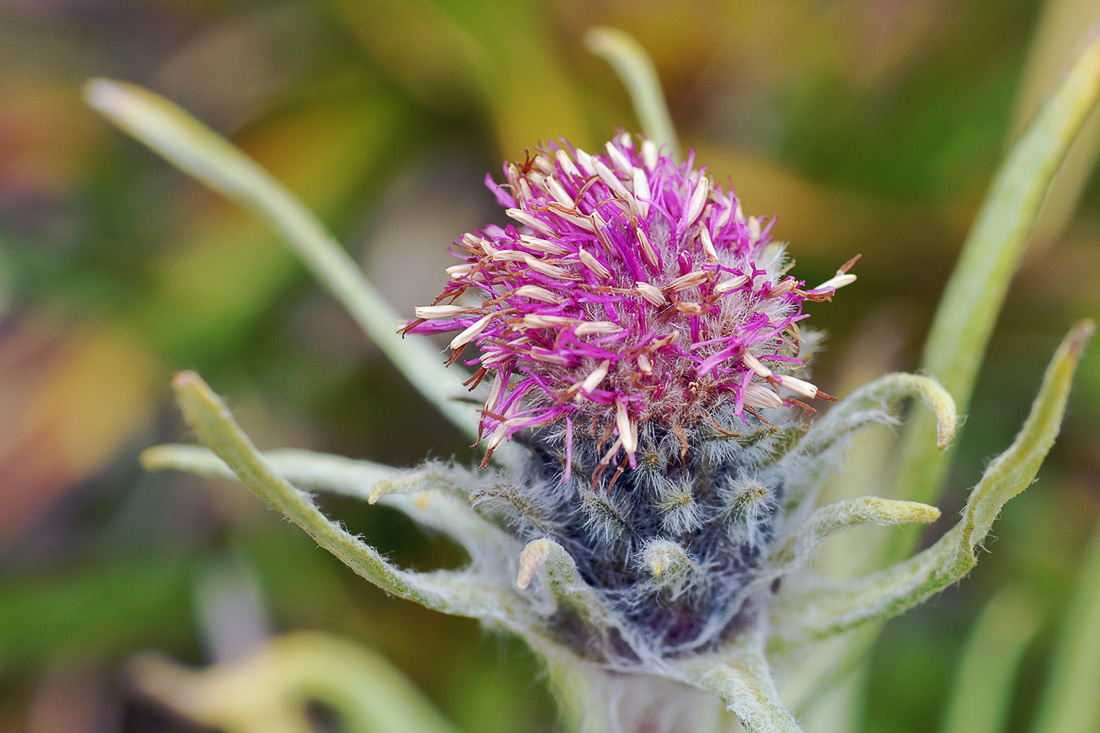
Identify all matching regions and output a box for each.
[892,31,1100,517]
[83,79,480,444]
[1011,4,1100,252]
[940,588,1042,733]
[585,27,681,160]
[168,370,513,620]
[771,321,1093,651]
[1032,523,1100,733]
[128,631,461,733]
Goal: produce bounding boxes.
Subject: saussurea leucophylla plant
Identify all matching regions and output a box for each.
[87,27,1100,733]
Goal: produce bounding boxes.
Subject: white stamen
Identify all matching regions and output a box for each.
[522,254,575,279]
[637,352,652,374]
[489,249,529,262]
[674,301,704,315]
[815,273,858,291]
[415,305,477,319]
[521,314,575,329]
[519,235,570,255]
[574,148,595,175]
[741,351,773,378]
[556,149,581,179]
[507,208,556,237]
[747,217,762,245]
[551,206,597,233]
[641,139,658,170]
[593,159,632,201]
[544,177,575,208]
[486,372,505,410]
[768,278,799,297]
[528,348,569,365]
[635,281,667,306]
[574,321,623,335]
[446,263,474,279]
[743,383,784,410]
[667,270,710,292]
[716,201,732,229]
[517,178,534,203]
[449,314,493,349]
[616,401,637,455]
[714,274,750,293]
[578,248,612,280]
[636,226,660,268]
[533,154,555,176]
[514,285,564,303]
[684,177,709,227]
[486,422,509,452]
[699,227,718,261]
[605,142,633,173]
[777,374,819,399]
[632,168,651,217]
[577,359,610,399]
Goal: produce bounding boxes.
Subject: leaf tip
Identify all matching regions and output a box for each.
[1067,318,1096,356]
[171,369,205,397]
[516,538,550,591]
[139,446,168,471]
[582,25,618,54]
[83,78,131,118]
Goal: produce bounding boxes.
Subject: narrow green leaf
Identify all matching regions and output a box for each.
[892,31,1100,519]
[83,79,482,447]
[516,538,635,648]
[1032,523,1100,733]
[780,372,956,515]
[770,321,1093,652]
[585,27,681,160]
[167,370,517,622]
[689,645,804,733]
[940,588,1042,733]
[142,444,519,562]
[767,496,940,570]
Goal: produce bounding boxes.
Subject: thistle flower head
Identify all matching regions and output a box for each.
[406,134,854,470]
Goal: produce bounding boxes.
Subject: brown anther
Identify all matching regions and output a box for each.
[607,457,633,490]
[766,278,799,298]
[743,406,774,426]
[783,398,816,414]
[673,423,690,460]
[838,253,862,273]
[463,367,488,390]
[399,317,427,336]
[445,344,467,367]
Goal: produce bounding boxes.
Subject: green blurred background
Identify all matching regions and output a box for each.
[1,0,1098,731]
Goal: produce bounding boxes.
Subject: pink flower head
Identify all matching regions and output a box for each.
[405,134,855,471]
